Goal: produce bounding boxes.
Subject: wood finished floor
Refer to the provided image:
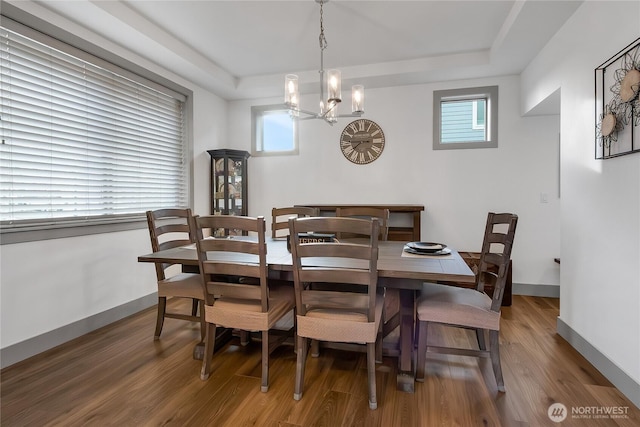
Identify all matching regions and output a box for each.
[1,295,638,426]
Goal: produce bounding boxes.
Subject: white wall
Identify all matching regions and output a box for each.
[0,230,154,346]
[522,0,640,388]
[228,75,561,287]
[193,91,229,214]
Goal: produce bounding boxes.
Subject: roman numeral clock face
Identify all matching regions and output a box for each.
[339,119,385,164]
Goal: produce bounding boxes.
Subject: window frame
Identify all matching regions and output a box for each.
[0,11,193,244]
[251,104,298,157]
[433,85,498,150]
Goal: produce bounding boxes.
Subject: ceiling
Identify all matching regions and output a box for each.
[30,0,583,101]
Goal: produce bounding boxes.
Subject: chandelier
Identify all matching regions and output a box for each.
[284,0,364,125]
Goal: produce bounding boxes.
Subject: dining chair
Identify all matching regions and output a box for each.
[335,207,390,241]
[335,206,397,349]
[195,215,295,392]
[271,206,320,238]
[415,212,518,392]
[146,208,204,341]
[288,216,383,410]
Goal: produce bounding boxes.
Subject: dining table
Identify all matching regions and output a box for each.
[138,237,475,392]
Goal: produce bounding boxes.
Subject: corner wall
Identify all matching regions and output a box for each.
[521,0,640,405]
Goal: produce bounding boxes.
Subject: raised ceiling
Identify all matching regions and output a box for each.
[26,0,582,100]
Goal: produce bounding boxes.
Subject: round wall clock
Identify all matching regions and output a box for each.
[339,119,385,164]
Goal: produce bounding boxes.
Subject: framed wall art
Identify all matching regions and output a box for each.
[595,38,640,159]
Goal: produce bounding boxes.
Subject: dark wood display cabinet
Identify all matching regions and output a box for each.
[207,149,249,236]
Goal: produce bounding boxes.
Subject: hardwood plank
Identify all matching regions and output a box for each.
[2,296,639,426]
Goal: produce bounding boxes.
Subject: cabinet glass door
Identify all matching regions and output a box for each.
[208,149,249,236]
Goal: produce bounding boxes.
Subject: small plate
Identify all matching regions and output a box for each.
[406,241,447,253]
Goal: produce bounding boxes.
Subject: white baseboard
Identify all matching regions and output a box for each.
[513,283,560,298]
[0,293,157,369]
[557,317,640,409]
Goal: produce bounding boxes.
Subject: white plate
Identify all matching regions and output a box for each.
[404,246,451,256]
[406,241,447,253]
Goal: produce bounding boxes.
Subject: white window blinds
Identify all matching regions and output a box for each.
[0,25,187,228]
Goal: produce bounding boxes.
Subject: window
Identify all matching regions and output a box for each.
[0,20,188,240]
[472,100,486,130]
[251,105,298,156]
[433,86,498,150]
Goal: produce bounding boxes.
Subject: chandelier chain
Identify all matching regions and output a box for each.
[319,0,327,51]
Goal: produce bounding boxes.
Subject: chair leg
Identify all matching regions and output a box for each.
[191,298,199,316]
[310,339,320,357]
[476,328,487,351]
[261,330,269,392]
[154,297,167,340]
[366,342,378,410]
[375,318,383,363]
[415,321,428,382]
[200,322,216,380]
[294,336,308,401]
[489,329,505,392]
[198,300,206,342]
[293,310,298,355]
[240,330,251,346]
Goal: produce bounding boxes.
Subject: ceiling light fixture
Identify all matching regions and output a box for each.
[284,0,364,125]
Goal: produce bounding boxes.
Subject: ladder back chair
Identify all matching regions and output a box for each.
[195,215,295,392]
[336,207,397,346]
[146,208,204,341]
[335,207,390,241]
[415,212,518,392]
[288,216,383,409]
[334,207,395,353]
[271,206,320,238]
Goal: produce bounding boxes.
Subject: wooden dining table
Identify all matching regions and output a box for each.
[138,237,475,392]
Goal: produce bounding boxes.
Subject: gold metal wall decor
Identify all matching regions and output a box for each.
[595,38,640,159]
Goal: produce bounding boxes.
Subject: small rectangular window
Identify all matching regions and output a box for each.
[252,105,298,156]
[433,86,498,150]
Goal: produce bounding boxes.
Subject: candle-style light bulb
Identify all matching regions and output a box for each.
[284,74,299,107]
[327,69,342,103]
[352,85,364,113]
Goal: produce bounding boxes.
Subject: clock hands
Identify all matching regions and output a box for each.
[352,139,372,151]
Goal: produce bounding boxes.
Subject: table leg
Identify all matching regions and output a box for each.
[397,288,415,392]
